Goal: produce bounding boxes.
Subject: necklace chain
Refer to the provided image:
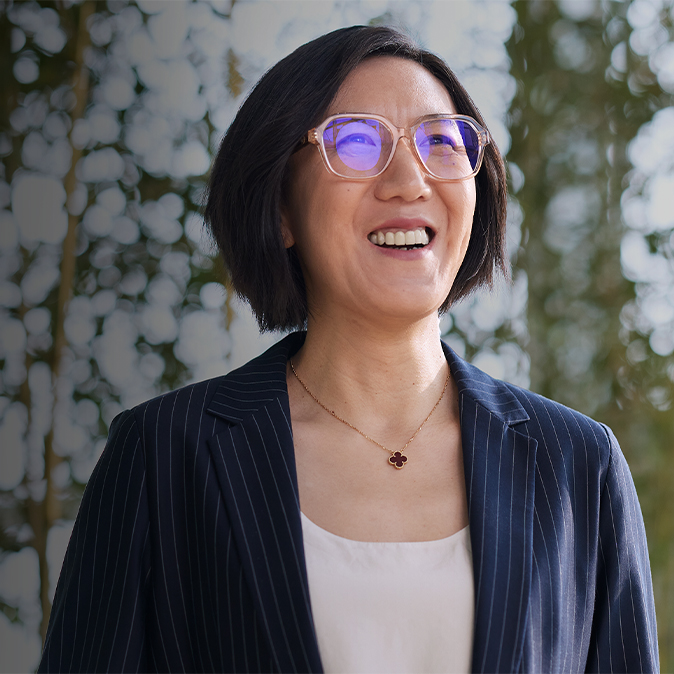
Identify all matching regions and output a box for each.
[289,360,450,469]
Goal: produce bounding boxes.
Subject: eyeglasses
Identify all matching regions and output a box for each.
[303,113,490,181]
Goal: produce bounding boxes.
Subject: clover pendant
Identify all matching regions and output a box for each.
[388,451,408,469]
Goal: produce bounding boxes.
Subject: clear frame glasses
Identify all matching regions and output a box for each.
[304,113,490,181]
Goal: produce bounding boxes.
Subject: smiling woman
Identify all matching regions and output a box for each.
[39,26,658,674]
[280,58,479,332]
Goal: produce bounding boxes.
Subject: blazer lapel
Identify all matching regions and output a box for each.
[446,346,538,674]
[205,333,322,674]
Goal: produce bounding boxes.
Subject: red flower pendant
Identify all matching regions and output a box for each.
[388,451,408,469]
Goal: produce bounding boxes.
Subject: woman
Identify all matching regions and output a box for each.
[40,26,658,673]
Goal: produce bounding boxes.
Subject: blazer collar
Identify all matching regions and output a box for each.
[442,343,530,426]
[206,332,536,674]
[206,331,531,427]
[205,331,303,424]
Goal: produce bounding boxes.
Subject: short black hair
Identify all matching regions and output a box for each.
[205,25,508,332]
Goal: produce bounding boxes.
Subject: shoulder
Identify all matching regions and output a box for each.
[505,380,612,452]
[122,331,304,433]
[506,380,619,481]
[444,341,614,473]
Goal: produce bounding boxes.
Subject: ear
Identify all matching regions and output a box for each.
[280,207,295,249]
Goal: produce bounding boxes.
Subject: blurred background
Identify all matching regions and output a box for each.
[0,0,672,670]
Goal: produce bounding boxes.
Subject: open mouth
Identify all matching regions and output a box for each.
[368,227,432,251]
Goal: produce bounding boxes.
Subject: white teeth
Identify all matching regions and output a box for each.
[369,228,430,249]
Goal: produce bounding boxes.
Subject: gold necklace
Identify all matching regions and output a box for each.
[289,360,450,469]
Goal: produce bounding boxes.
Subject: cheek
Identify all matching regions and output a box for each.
[463,179,477,219]
[282,191,333,276]
[462,186,477,247]
[443,182,476,248]
[285,179,363,253]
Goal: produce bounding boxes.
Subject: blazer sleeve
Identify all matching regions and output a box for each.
[586,425,659,673]
[39,409,151,673]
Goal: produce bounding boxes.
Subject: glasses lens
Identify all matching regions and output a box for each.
[414,118,481,179]
[323,117,392,177]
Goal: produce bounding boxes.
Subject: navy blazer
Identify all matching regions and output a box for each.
[39,332,658,673]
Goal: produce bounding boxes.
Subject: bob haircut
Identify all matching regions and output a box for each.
[205,25,508,332]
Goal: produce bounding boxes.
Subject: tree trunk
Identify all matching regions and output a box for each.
[37,0,93,644]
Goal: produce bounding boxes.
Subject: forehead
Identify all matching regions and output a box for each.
[327,56,456,123]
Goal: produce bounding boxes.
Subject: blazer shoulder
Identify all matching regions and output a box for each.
[503,379,614,469]
[444,341,613,464]
[124,332,302,432]
[504,379,605,428]
[128,372,228,423]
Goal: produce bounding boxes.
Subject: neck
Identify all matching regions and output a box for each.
[290,313,450,436]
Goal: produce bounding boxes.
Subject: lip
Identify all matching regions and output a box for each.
[369,218,435,236]
[368,217,436,257]
[373,243,433,260]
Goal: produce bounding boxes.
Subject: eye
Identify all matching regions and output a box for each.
[425,134,456,148]
[415,120,465,155]
[337,133,378,148]
[334,121,381,154]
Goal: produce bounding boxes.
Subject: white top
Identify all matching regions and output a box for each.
[301,512,475,674]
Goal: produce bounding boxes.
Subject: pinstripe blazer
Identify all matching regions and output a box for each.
[39,331,658,673]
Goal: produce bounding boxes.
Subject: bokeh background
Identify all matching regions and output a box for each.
[1,0,673,670]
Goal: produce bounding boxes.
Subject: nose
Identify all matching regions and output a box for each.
[373,136,432,202]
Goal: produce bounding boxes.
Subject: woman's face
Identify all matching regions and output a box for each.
[282,56,476,327]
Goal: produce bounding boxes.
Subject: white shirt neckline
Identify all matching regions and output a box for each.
[301,511,475,674]
[300,510,470,546]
